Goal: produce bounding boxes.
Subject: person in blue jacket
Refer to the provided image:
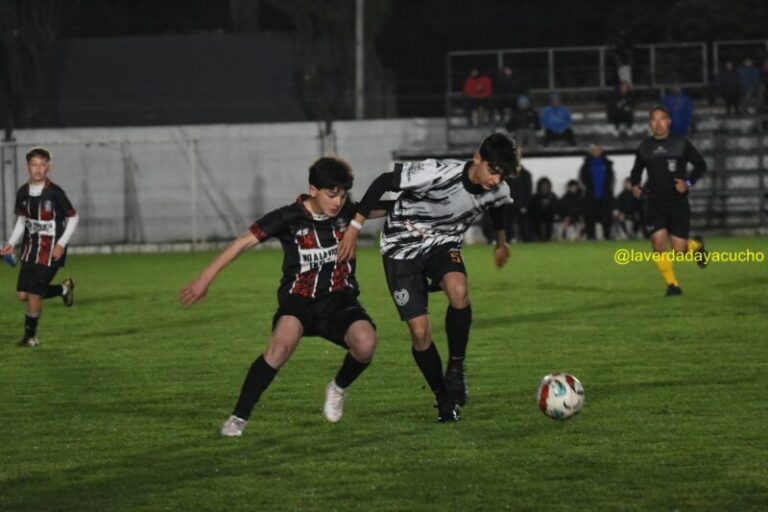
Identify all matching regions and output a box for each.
[540,92,576,146]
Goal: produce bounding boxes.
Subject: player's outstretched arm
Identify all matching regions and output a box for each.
[338,171,397,262]
[489,206,509,269]
[179,230,259,307]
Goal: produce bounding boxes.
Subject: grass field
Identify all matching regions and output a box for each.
[1,236,767,511]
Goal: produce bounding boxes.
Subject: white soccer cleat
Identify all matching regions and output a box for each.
[220,415,247,437]
[323,380,347,423]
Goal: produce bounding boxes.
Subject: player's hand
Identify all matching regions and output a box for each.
[632,186,643,199]
[0,244,13,256]
[493,242,510,269]
[674,179,688,194]
[52,244,65,261]
[179,279,209,307]
[337,227,359,262]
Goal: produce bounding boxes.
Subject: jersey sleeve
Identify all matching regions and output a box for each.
[249,207,288,242]
[394,159,441,193]
[629,150,645,187]
[56,187,77,217]
[14,188,25,216]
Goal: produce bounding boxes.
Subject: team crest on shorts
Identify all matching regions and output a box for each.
[393,288,409,306]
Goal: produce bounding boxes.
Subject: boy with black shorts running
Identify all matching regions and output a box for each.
[180,157,380,437]
[338,133,520,422]
[1,147,78,347]
[630,106,708,296]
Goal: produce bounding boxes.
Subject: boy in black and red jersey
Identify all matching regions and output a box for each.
[180,157,381,437]
[1,147,79,347]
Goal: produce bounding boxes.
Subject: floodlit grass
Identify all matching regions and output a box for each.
[1,236,767,511]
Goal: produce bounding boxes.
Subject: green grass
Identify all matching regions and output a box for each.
[1,237,767,511]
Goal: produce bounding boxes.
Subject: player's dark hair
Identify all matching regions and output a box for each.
[478,133,520,178]
[309,157,354,191]
[26,147,52,163]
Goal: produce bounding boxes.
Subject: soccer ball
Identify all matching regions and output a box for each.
[537,372,584,420]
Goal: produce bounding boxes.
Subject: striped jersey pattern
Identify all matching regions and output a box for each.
[15,180,77,267]
[380,159,512,259]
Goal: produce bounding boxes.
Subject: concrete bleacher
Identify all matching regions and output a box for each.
[395,103,767,234]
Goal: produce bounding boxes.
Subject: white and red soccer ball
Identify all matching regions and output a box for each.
[537,372,585,420]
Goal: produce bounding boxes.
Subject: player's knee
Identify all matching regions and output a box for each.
[16,292,28,302]
[265,337,299,366]
[349,335,377,362]
[447,288,469,309]
[409,326,431,347]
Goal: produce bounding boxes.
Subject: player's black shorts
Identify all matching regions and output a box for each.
[644,198,690,239]
[17,263,60,296]
[382,244,466,321]
[273,292,375,348]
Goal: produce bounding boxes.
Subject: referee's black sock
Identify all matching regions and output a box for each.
[45,285,63,298]
[446,304,472,368]
[24,313,40,338]
[232,355,278,420]
[412,343,447,402]
[334,353,370,389]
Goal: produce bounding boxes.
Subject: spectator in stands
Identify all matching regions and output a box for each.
[496,66,528,126]
[463,67,493,125]
[558,180,585,241]
[504,166,533,242]
[762,59,768,110]
[506,95,539,149]
[737,58,761,113]
[579,144,615,240]
[614,177,643,239]
[607,81,635,137]
[529,177,558,242]
[540,92,576,146]
[716,61,742,116]
[662,85,693,135]
[612,27,634,86]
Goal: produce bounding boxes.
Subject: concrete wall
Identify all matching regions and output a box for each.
[1,119,446,245]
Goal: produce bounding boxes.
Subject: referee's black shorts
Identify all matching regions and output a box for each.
[644,198,690,239]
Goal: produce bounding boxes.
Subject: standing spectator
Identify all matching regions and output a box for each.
[463,67,493,125]
[540,92,576,146]
[662,85,693,135]
[607,81,635,137]
[579,144,615,240]
[716,61,742,115]
[737,58,761,113]
[529,177,558,242]
[612,28,634,86]
[506,95,539,149]
[614,177,643,239]
[762,59,768,110]
[504,166,533,242]
[558,180,585,241]
[496,66,528,126]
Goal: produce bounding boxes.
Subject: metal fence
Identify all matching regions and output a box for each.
[447,41,710,97]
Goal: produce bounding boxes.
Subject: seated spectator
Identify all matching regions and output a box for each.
[463,66,493,125]
[662,85,693,135]
[558,180,585,241]
[540,92,576,146]
[506,95,539,149]
[716,61,742,115]
[579,144,615,241]
[606,81,635,137]
[614,177,643,239]
[762,59,768,110]
[737,58,761,113]
[529,177,558,242]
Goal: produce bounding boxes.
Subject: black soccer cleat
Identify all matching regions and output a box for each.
[445,363,468,406]
[17,336,40,347]
[665,284,683,296]
[693,235,708,269]
[62,277,75,307]
[435,399,461,423]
